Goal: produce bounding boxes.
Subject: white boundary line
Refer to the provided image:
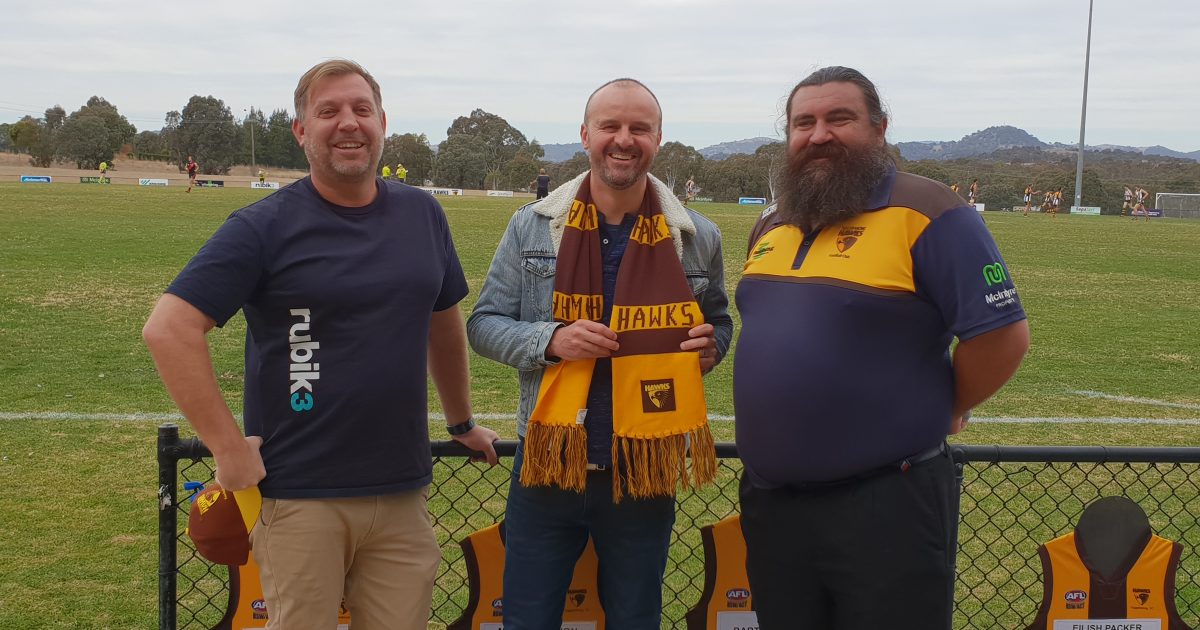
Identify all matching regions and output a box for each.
[2,412,1199,425]
[1068,390,1200,411]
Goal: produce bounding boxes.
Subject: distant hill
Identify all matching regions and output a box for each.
[897,126,1200,164]
[541,142,584,163]
[1144,145,1200,161]
[897,126,1047,161]
[541,128,1199,164]
[698,137,777,160]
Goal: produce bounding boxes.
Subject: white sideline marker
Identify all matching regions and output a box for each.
[1069,390,1200,411]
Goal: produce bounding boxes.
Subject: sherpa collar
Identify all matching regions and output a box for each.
[532,170,696,259]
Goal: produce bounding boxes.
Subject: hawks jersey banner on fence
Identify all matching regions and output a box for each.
[448,522,605,630]
[221,555,351,630]
[685,515,758,630]
[1026,532,1192,630]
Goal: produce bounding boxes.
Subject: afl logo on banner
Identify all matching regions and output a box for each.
[251,598,268,619]
[726,587,751,608]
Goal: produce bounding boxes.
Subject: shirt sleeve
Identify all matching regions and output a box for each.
[911,207,1027,341]
[432,202,469,312]
[165,213,265,327]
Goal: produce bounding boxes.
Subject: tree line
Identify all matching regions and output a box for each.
[0,96,783,200]
[5,96,1197,207]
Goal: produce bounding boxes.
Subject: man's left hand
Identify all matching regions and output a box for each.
[452,424,501,465]
[681,323,718,374]
[948,415,969,435]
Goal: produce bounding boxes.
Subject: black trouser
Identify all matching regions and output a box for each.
[739,448,960,630]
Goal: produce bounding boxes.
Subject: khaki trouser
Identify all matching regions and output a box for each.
[250,488,441,630]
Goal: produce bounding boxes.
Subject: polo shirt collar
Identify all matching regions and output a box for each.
[865,163,897,211]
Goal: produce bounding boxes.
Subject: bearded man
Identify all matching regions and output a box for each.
[734,66,1030,630]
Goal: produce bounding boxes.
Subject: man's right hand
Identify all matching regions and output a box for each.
[213,436,266,491]
[546,320,619,361]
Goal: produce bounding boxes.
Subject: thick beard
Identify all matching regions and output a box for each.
[774,142,893,233]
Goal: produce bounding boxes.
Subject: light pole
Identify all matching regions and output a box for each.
[1074,0,1094,209]
[244,108,257,173]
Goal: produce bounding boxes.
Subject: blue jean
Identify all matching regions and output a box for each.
[503,440,676,630]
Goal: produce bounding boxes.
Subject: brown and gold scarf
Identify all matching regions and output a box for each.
[521,173,716,501]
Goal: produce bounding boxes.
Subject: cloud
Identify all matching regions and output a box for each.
[2,0,1198,151]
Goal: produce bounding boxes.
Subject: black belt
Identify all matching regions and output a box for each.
[894,442,946,473]
[773,442,947,491]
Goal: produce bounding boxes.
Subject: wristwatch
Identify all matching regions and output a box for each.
[446,417,476,436]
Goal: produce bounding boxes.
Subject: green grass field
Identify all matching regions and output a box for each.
[1,183,1198,628]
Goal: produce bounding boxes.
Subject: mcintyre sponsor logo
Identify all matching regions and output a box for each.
[288,308,319,412]
[982,262,1007,286]
[984,287,1018,309]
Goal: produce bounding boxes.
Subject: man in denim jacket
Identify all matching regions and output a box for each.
[467,78,733,629]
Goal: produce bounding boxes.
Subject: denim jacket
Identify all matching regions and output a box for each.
[467,171,734,437]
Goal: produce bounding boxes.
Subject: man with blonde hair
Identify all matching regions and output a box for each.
[144,59,498,629]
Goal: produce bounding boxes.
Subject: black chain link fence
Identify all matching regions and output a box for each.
[953,445,1200,629]
[158,426,1200,629]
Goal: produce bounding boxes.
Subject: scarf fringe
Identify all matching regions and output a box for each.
[519,423,588,492]
[611,424,717,502]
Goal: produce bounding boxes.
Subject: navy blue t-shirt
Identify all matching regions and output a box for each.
[167,178,468,498]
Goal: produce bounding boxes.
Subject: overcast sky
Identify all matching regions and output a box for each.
[2,0,1197,152]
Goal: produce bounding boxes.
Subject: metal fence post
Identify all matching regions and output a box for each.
[158,423,180,630]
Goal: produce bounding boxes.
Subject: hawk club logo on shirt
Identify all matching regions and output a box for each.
[1133,588,1152,607]
[567,589,588,609]
[641,379,677,413]
[288,308,320,412]
[836,226,866,253]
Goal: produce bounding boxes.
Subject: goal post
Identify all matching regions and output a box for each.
[1155,192,1200,219]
